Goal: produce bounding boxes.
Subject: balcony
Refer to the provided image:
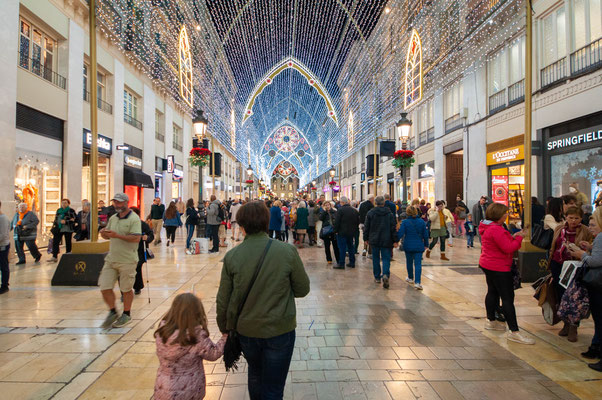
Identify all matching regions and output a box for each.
[488,88,506,115]
[124,113,143,130]
[155,130,165,142]
[570,37,602,77]
[427,127,435,142]
[18,51,66,90]
[507,79,525,106]
[419,131,427,146]
[83,90,113,114]
[445,114,464,134]
[540,58,567,89]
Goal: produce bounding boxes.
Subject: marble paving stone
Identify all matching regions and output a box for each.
[0,232,596,399]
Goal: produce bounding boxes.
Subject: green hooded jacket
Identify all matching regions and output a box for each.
[216,233,310,338]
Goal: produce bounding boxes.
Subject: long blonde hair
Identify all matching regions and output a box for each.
[154,293,209,346]
[592,207,602,231]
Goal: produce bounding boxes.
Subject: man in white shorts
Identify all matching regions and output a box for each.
[98,193,141,329]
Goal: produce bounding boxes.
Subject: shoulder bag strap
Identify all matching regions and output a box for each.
[234,239,273,329]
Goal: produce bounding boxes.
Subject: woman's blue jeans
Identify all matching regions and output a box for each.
[239,330,296,400]
[405,251,423,284]
[185,224,195,249]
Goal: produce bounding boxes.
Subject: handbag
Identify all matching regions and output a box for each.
[582,264,602,292]
[531,224,554,250]
[532,274,561,325]
[511,259,522,290]
[223,239,273,371]
[319,213,334,239]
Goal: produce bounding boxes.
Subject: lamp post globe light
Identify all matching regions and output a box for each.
[246,164,253,199]
[395,112,412,205]
[192,109,209,205]
[312,180,317,200]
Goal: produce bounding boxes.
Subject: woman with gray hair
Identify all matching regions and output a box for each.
[295,201,309,247]
[76,201,91,241]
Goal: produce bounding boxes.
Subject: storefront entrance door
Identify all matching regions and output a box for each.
[446,152,463,210]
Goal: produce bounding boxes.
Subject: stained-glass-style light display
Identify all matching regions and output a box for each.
[178,25,193,108]
[261,124,313,172]
[272,160,299,182]
[404,29,422,109]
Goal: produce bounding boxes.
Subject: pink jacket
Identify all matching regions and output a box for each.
[478,220,523,272]
[154,326,226,400]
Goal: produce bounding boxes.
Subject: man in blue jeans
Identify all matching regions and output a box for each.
[333,196,359,269]
[363,196,399,289]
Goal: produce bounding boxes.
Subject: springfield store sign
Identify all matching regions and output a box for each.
[547,128,602,150]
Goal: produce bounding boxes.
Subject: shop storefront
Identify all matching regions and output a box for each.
[82,129,111,205]
[154,157,165,200]
[416,161,435,205]
[172,164,184,201]
[542,111,602,206]
[486,136,525,225]
[123,145,153,209]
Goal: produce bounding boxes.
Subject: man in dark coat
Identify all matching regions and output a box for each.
[358,195,375,257]
[334,196,359,269]
[130,207,154,295]
[384,194,396,216]
[364,196,398,289]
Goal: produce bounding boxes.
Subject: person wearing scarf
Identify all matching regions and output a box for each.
[50,199,77,262]
[11,203,42,265]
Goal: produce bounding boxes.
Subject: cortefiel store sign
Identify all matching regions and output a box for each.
[547,128,602,150]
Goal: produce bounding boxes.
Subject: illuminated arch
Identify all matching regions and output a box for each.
[178,26,193,107]
[404,29,423,109]
[272,161,299,182]
[347,111,354,151]
[242,57,338,126]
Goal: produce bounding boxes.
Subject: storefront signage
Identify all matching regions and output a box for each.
[361,172,366,182]
[491,175,509,206]
[82,130,112,155]
[418,162,434,178]
[124,154,142,169]
[173,168,184,178]
[166,155,174,173]
[487,145,524,166]
[546,128,602,150]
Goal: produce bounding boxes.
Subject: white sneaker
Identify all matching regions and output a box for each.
[405,277,414,284]
[507,330,535,345]
[484,319,506,331]
[414,283,423,290]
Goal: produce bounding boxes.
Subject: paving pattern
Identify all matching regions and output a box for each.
[0,230,598,399]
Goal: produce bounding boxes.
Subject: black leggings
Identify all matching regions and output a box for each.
[165,226,177,243]
[323,235,339,263]
[52,231,73,257]
[134,260,144,291]
[481,267,518,331]
[429,236,446,252]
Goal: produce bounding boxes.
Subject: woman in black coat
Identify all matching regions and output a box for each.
[319,201,339,265]
[131,207,154,295]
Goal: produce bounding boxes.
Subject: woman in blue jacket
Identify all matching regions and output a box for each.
[163,201,182,246]
[397,206,429,290]
[269,200,283,240]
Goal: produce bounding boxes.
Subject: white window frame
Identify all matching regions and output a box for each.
[571,0,602,51]
[123,88,138,120]
[539,4,567,68]
[19,17,57,77]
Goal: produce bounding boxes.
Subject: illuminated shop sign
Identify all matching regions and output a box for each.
[546,128,602,150]
[486,145,524,166]
[82,129,112,155]
[124,155,142,169]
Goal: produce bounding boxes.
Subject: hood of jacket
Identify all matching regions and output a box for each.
[371,206,393,217]
[478,219,497,236]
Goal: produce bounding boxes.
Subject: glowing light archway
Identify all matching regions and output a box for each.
[178,26,193,108]
[260,123,314,170]
[404,29,423,109]
[242,57,339,126]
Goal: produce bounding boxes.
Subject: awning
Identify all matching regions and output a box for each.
[124,167,154,188]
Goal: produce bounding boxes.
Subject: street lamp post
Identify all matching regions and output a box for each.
[312,180,316,200]
[192,109,208,205]
[246,164,253,200]
[396,112,412,204]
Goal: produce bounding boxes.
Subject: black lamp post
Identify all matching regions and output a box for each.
[395,112,412,204]
[246,164,253,200]
[193,109,208,205]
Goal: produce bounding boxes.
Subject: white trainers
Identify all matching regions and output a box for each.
[405,277,414,284]
[507,330,535,345]
[414,283,423,290]
[484,319,506,331]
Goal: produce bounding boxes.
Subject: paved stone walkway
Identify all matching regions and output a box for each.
[0,230,597,399]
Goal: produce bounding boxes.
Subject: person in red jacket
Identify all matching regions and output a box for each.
[479,202,535,345]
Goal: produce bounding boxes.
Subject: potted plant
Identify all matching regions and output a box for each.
[188,147,211,167]
[392,149,415,170]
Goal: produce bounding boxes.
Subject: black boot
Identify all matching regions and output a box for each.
[588,360,602,372]
[582,345,601,359]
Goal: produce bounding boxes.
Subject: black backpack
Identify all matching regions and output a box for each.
[217,205,225,222]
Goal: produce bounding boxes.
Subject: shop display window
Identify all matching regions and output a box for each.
[491,164,524,224]
[82,153,110,205]
[551,147,602,206]
[14,151,62,247]
[124,185,141,209]
[417,179,435,205]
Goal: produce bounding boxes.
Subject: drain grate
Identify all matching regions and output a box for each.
[450,267,483,275]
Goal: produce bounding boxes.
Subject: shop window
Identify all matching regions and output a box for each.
[18,17,59,85]
[541,6,567,67]
[551,147,602,201]
[82,153,109,206]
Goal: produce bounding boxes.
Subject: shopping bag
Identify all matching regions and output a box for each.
[194,238,209,254]
[47,238,54,254]
[559,260,582,289]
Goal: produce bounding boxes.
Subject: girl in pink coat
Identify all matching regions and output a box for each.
[478,203,535,345]
[154,293,227,400]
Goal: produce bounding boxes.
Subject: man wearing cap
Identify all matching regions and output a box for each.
[99,193,141,329]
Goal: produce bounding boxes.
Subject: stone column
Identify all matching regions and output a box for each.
[142,84,155,216]
[112,60,125,195]
[162,105,174,203]
[182,119,191,201]
[64,20,84,208]
[0,1,19,208]
[433,93,446,201]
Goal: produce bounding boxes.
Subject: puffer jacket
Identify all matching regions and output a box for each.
[363,206,398,248]
[154,324,226,400]
[11,211,39,241]
[397,216,429,252]
[478,220,523,272]
[206,200,221,225]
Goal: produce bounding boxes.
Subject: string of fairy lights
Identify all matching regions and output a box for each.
[94,0,525,187]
